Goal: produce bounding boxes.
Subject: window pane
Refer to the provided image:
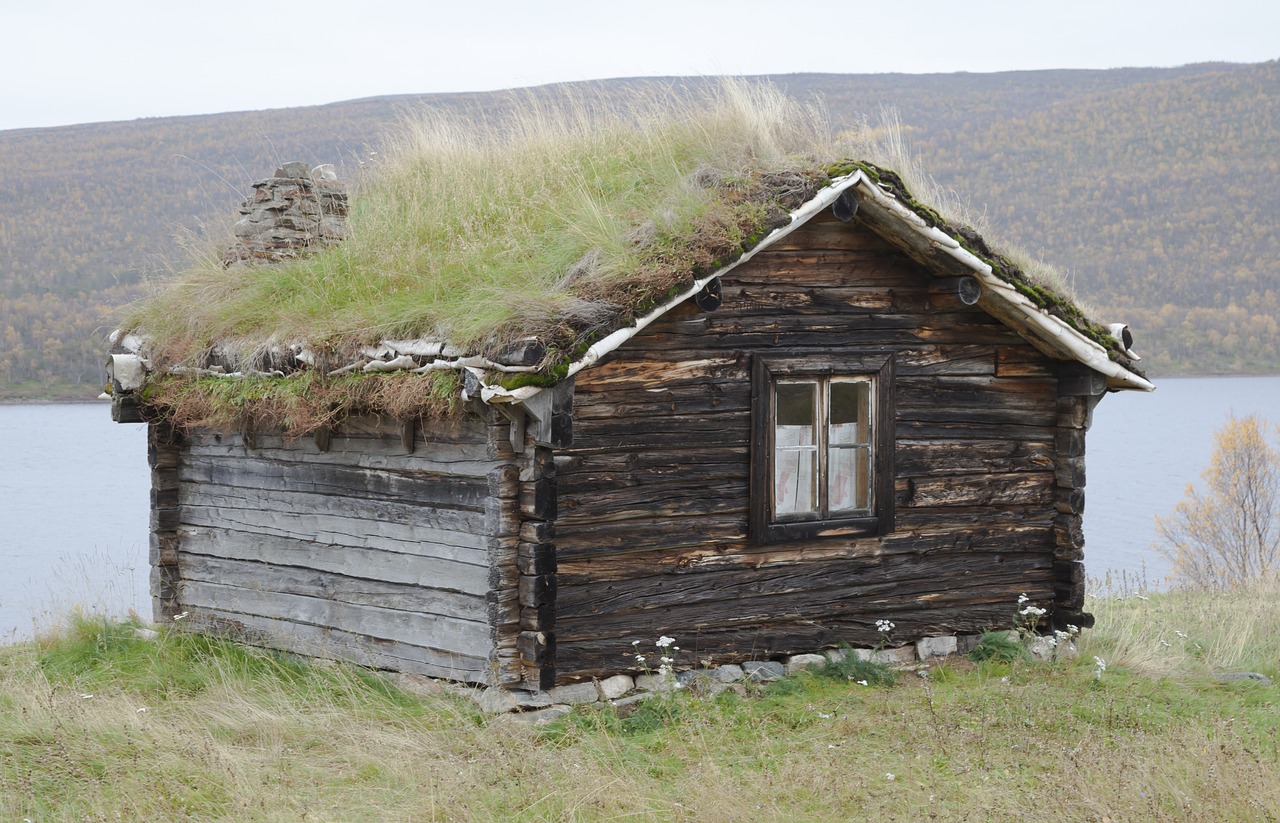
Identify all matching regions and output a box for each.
[775,382,817,515]
[829,380,870,445]
[828,446,872,512]
[775,448,817,515]
[776,382,816,436]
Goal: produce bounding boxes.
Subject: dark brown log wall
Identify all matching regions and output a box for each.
[553,214,1070,680]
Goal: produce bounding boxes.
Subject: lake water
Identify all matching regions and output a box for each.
[2,376,1279,639]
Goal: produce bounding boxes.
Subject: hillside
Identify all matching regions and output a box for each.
[1,62,1275,400]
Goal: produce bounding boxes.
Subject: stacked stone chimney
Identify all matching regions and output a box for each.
[222,161,348,267]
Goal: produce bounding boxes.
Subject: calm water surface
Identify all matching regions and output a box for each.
[2,377,1279,639]
[0,403,149,642]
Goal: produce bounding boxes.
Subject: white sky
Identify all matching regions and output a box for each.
[3,0,1276,132]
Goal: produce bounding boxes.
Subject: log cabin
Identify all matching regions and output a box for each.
[107,157,1152,691]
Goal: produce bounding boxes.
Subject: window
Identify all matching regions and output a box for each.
[750,354,894,543]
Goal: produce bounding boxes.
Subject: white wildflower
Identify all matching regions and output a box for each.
[876,619,895,633]
[656,636,676,648]
[856,680,869,686]
[173,611,189,621]
[885,773,896,781]
[1018,593,1030,604]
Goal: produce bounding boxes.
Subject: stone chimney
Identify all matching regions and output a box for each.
[222,161,348,267]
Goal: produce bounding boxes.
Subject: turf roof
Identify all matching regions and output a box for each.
[120,82,1143,432]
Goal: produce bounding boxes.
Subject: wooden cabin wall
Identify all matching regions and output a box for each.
[153,413,519,686]
[552,213,1072,680]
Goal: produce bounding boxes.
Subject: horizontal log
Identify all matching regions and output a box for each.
[996,346,1057,378]
[558,480,747,526]
[179,455,489,509]
[178,554,489,622]
[555,447,748,483]
[897,472,1055,508]
[179,501,490,558]
[557,548,1052,620]
[893,419,1057,441]
[185,437,499,477]
[897,375,1057,411]
[556,520,1052,583]
[895,439,1054,477]
[179,483,486,539]
[724,284,931,315]
[183,610,492,684]
[754,222,898,252]
[572,388,749,421]
[177,527,491,595]
[179,579,492,659]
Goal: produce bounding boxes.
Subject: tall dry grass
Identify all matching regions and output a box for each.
[1083,574,1280,679]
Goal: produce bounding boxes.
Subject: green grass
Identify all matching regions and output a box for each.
[4,589,1280,820]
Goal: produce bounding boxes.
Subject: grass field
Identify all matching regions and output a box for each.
[3,583,1279,821]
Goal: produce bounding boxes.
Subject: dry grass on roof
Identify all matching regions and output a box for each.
[125,81,1110,431]
[128,80,852,372]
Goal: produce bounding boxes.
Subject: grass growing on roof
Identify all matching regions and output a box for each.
[128,81,838,371]
[126,82,1128,429]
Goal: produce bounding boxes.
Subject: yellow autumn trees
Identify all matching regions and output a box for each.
[1157,415,1280,590]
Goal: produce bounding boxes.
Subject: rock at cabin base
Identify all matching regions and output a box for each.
[915,636,958,660]
[597,674,634,699]
[742,661,785,682]
[710,664,745,682]
[785,653,828,674]
[547,682,599,705]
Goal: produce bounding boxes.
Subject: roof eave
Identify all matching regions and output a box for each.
[483,169,1153,406]
[845,176,1154,393]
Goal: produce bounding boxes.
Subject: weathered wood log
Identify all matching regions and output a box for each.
[179,554,489,621]
[895,439,1054,477]
[179,579,492,658]
[897,472,1055,508]
[178,527,491,593]
[178,484,486,539]
[185,609,492,684]
[179,455,490,508]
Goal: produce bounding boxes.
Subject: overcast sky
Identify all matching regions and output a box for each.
[3,0,1276,132]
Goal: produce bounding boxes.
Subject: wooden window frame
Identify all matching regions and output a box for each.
[750,353,895,544]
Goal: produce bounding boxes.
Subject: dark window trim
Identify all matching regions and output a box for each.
[749,352,895,544]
